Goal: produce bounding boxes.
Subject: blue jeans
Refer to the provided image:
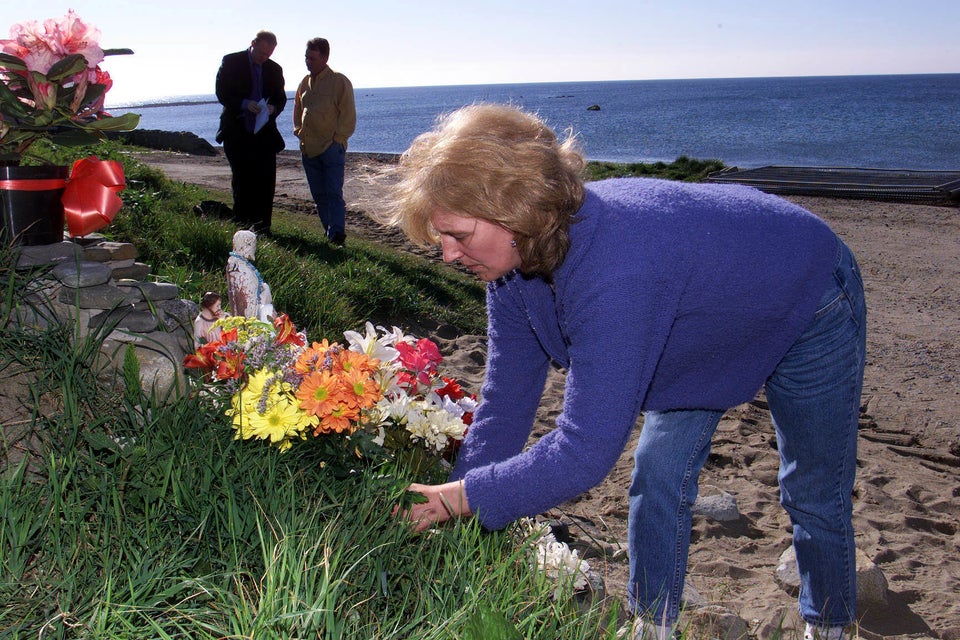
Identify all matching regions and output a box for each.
[302,142,346,239]
[628,240,866,628]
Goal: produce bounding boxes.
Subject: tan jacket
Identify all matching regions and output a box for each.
[293,66,356,157]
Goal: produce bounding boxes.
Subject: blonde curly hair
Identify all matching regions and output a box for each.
[381,104,586,277]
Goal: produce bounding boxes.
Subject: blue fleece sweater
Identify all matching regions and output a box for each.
[449,178,839,530]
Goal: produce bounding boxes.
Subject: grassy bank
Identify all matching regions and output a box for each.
[1,144,725,638]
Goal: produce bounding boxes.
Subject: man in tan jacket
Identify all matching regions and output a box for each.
[293,37,356,246]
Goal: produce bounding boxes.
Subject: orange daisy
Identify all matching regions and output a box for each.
[340,366,382,411]
[335,349,379,376]
[296,369,341,417]
[295,340,334,374]
[314,403,360,435]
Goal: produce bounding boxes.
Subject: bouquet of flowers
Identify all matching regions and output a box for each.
[184,316,476,476]
[0,10,140,165]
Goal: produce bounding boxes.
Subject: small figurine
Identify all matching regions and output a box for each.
[226,230,275,322]
[193,291,224,347]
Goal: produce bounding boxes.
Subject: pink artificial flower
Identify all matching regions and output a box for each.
[49,10,103,68]
[0,40,29,65]
[2,11,103,75]
[67,72,89,115]
[26,73,56,111]
[71,67,112,118]
[5,19,60,74]
[6,19,49,51]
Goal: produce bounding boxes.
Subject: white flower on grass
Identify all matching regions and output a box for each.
[516,519,591,599]
[536,536,590,592]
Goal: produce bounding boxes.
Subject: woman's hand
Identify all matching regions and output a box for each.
[395,480,472,532]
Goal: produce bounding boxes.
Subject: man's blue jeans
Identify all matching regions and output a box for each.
[302,142,346,239]
[628,240,866,628]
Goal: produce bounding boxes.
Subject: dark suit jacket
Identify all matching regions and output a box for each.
[215,49,287,151]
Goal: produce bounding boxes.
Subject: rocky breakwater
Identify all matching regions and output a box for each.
[12,237,198,400]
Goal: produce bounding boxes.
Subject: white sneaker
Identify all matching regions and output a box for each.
[804,623,847,640]
[616,618,677,640]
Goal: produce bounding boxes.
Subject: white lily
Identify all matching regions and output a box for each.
[344,321,400,363]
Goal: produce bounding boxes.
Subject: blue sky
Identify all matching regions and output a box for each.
[8,0,960,105]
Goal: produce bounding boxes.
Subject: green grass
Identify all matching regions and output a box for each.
[0,143,743,638]
[0,141,626,638]
[77,142,489,339]
[585,155,725,182]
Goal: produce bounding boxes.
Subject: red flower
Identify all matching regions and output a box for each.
[183,341,218,371]
[436,376,465,400]
[396,339,443,391]
[214,349,245,381]
[183,326,246,380]
[273,313,305,346]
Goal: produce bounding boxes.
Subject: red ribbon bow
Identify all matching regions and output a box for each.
[63,156,126,237]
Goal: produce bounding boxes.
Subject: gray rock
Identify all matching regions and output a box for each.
[105,328,189,359]
[684,605,750,640]
[59,284,134,309]
[8,237,198,405]
[693,486,741,522]
[82,241,138,262]
[124,281,180,303]
[110,262,151,281]
[69,233,107,247]
[115,282,145,302]
[682,582,708,608]
[100,335,186,401]
[139,282,179,301]
[52,261,113,288]
[14,241,81,268]
[775,546,888,606]
[137,349,185,401]
[104,258,136,269]
[90,307,159,333]
[158,298,198,332]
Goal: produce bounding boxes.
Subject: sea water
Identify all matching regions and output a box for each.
[109,74,960,170]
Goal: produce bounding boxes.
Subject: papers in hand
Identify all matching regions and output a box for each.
[254,99,269,134]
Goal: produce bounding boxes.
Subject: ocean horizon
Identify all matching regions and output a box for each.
[109,74,960,171]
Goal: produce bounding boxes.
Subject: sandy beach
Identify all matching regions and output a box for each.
[137,148,960,639]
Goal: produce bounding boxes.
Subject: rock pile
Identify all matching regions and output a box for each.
[11,236,198,400]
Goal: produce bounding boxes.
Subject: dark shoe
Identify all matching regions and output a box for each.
[330,232,346,246]
[193,200,234,219]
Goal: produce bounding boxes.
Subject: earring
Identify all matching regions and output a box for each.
[510,240,517,247]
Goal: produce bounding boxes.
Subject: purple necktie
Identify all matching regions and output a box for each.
[246,63,263,132]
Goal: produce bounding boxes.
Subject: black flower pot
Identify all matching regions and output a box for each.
[0,165,69,246]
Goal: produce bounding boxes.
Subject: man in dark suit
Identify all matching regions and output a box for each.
[215,31,287,234]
